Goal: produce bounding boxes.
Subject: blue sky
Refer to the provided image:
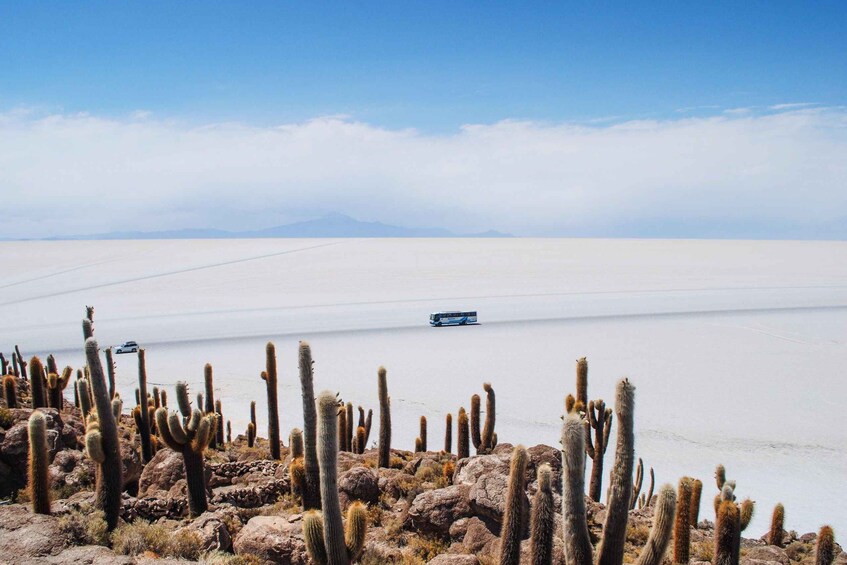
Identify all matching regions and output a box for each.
[3,2,845,129]
[1,3,846,238]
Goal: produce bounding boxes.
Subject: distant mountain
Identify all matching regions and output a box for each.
[40,213,513,240]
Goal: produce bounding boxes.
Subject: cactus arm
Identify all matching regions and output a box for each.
[176,381,192,418]
[634,484,676,565]
[631,457,644,510]
[739,499,755,532]
[576,357,588,408]
[303,511,329,565]
[481,382,496,451]
[156,408,183,450]
[168,411,190,445]
[344,501,367,561]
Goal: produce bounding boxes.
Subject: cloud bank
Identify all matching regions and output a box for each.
[1,107,846,238]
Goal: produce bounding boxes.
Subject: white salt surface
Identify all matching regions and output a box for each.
[1,238,845,540]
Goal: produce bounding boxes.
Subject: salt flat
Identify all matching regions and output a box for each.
[1,238,845,539]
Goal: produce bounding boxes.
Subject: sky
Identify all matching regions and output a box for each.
[1,2,846,238]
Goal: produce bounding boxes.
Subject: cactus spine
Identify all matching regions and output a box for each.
[136,349,153,463]
[27,411,51,515]
[457,407,469,459]
[635,484,676,565]
[562,412,593,565]
[714,500,740,565]
[498,444,528,565]
[767,503,785,547]
[530,463,555,565]
[673,477,693,564]
[29,356,47,408]
[204,363,217,449]
[303,390,367,564]
[3,375,17,408]
[444,413,452,454]
[815,526,835,565]
[585,397,613,502]
[155,381,216,517]
[84,338,123,530]
[298,341,322,510]
[262,342,281,460]
[377,366,391,468]
[597,378,635,565]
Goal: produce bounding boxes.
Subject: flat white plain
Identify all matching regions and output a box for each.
[1,238,845,539]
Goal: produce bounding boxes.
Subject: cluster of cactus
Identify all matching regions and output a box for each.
[45,355,72,410]
[470,382,497,454]
[154,381,217,517]
[262,342,281,460]
[415,415,427,452]
[337,399,372,454]
[303,390,367,564]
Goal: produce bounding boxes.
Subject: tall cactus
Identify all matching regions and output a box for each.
[631,457,644,510]
[215,399,224,446]
[714,500,740,565]
[262,342,281,460]
[470,393,481,451]
[3,375,17,408]
[298,341,321,510]
[498,444,528,565]
[457,407,469,459]
[690,478,703,526]
[596,378,636,565]
[377,366,391,469]
[303,390,367,565]
[247,422,256,447]
[530,463,555,565]
[16,346,28,380]
[345,402,354,452]
[562,412,593,565]
[673,477,693,564]
[481,382,496,453]
[136,349,153,463]
[816,526,835,565]
[444,413,452,454]
[29,356,47,408]
[767,503,785,547]
[634,484,676,565]
[105,347,116,400]
[204,363,217,449]
[576,357,588,408]
[418,416,427,452]
[77,377,92,421]
[83,338,123,530]
[28,411,51,515]
[154,381,216,517]
[0,352,7,375]
[338,405,348,452]
[226,420,231,444]
[585,397,613,501]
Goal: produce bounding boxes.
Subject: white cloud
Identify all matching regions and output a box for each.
[1,107,845,238]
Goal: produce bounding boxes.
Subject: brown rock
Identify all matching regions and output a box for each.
[0,504,67,558]
[461,517,496,553]
[232,515,309,565]
[407,484,473,535]
[178,509,234,552]
[138,448,184,496]
[428,556,480,564]
[744,546,791,565]
[338,466,380,508]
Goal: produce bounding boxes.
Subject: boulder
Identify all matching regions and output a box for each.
[338,466,380,508]
[232,515,309,565]
[0,504,67,558]
[178,509,234,553]
[460,517,496,553]
[138,448,184,496]
[407,484,473,535]
[36,545,134,564]
[743,546,791,565]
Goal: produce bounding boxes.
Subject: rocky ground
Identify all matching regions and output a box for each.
[1,395,844,565]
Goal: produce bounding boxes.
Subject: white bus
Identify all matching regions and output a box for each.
[429,311,478,327]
